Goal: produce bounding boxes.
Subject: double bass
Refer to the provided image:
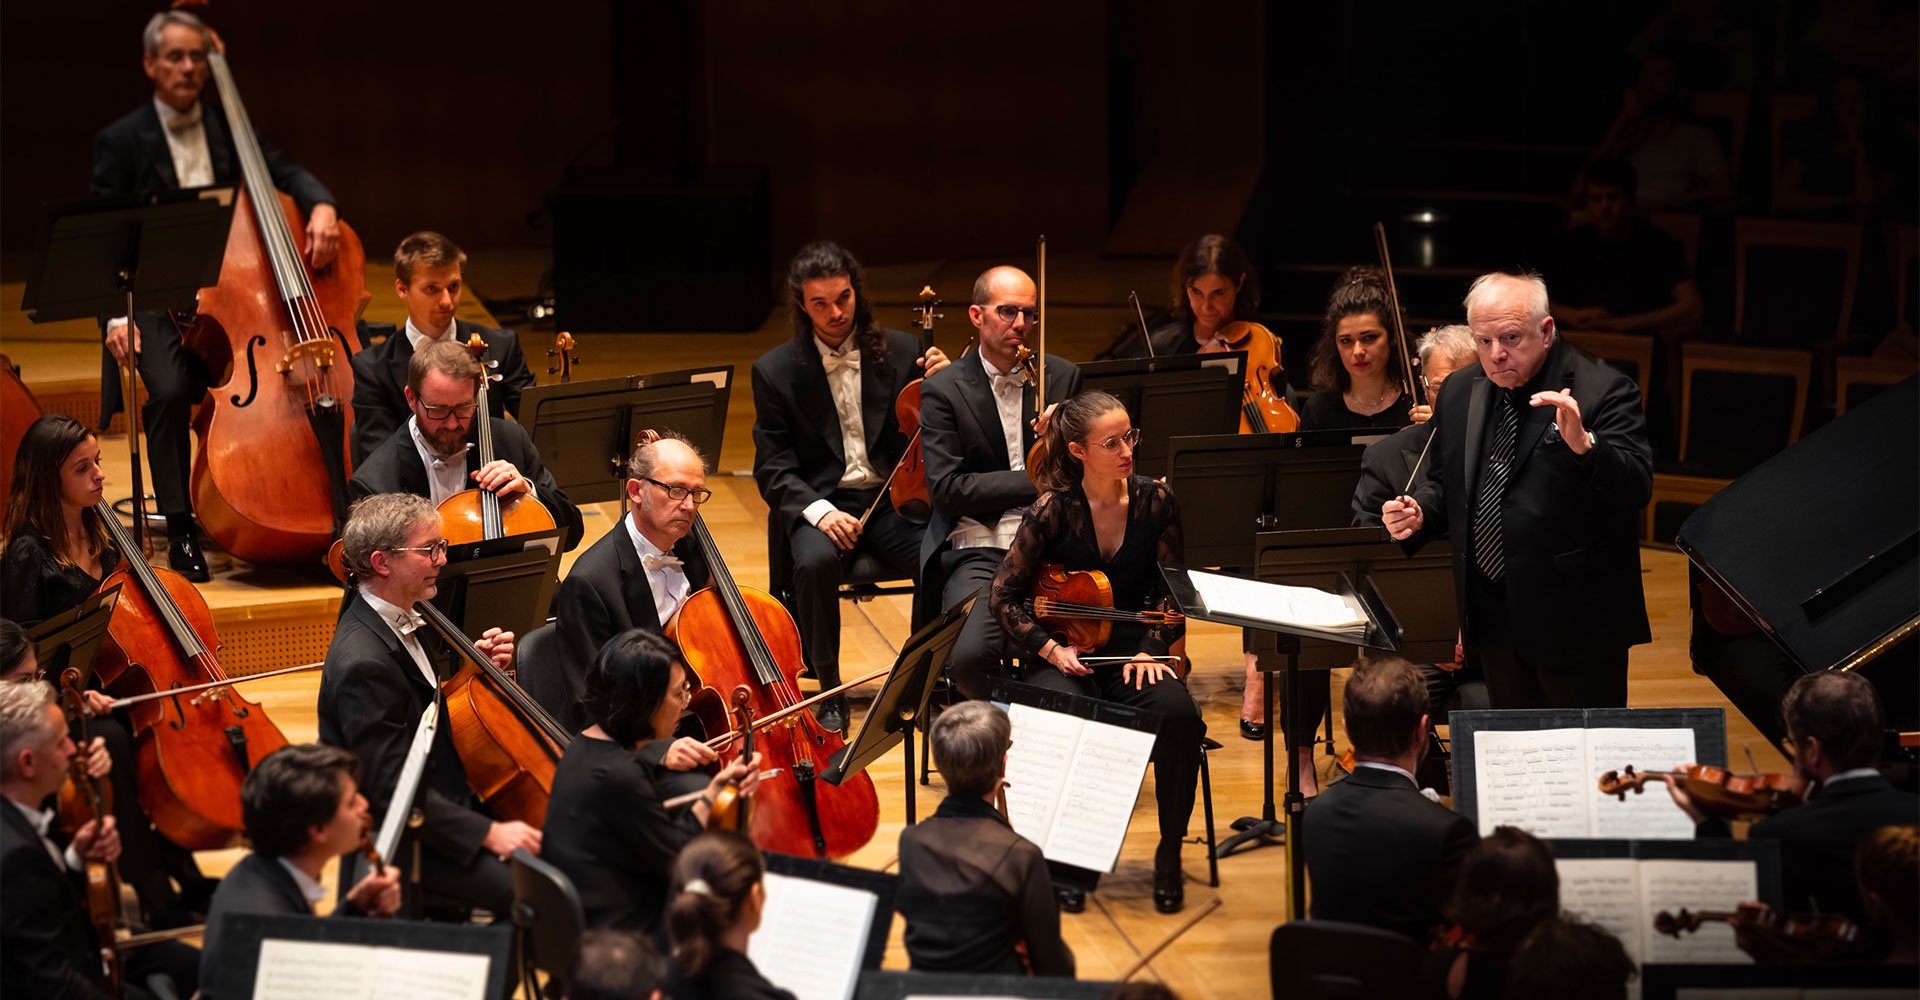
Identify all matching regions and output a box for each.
[175,5,369,565]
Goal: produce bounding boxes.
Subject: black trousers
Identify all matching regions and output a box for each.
[788,488,921,688]
[100,310,211,518]
[341,837,514,920]
[1467,570,1629,709]
[123,938,201,1000]
[1021,662,1207,845]
[940,547,1016,700]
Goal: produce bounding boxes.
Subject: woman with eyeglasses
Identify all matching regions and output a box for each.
[543,628,761,932]
[988,390,1204,914]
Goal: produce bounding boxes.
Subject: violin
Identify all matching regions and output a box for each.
[436,332,556,545]
[705,686,756,832]
[1656,903,1873,965]
[1026,564,1185,653]
[870,287,946,526]
[55,670,125,994]
[1195,321,1299,434]
[1598,763,1809,823]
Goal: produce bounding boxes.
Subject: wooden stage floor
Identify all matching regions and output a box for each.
[0,253,1785,998]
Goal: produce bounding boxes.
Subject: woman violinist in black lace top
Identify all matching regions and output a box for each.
[988,390,1206,913]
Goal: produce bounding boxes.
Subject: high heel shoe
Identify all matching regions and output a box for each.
[1153,839,1184,913]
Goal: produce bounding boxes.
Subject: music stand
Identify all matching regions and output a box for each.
[518,365,733,504]
[822,593,976,824]
[760,852,899,974]
[1076,353,1242,479]
[208,912,512,1000]
[1164,431,1373,570]
[431,528,564,641]
[27,586,122,689]
[856,971,1118,998]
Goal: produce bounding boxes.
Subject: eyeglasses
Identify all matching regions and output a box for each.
[419,401,478,421]
[388,539,449,560]
[989,304,1042,325]
[1089,428,1143,452]
[644,476,714,505]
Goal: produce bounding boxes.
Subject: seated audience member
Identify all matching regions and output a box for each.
[666,830,796,1000]
[1593,50,1732,211]
[1544,159,1703,341]
[1501,915,1636,1000]
[566,929,668,1000]
[199,743,402,998]
[895,700,1073,977]
[543,629,760,931]
[1303,654,1479,943]
[1667,671,1919,921]
[1424,826,1560,1000]
[1856,824,1919,964]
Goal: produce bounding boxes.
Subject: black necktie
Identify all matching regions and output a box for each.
[1473,390,1519,581]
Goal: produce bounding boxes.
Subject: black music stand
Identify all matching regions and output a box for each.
[822,593,976,824]
[1076,353,1242,478]
[856,971,1118,998]
[429,528,564,642]
[517,365,733,505]
[27,586,122,689]
[208,912,512,1000]
[1164,431,1378,570]
[761,852,899,975]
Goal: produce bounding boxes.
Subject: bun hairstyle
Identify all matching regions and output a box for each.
[578,628,681,746]
[1309,265,1407,393]
[666,831,764,977]
[1032,390,1127,494]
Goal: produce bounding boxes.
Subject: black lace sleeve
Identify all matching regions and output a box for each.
[990,491,1068,659]
[1141,480,1185,654]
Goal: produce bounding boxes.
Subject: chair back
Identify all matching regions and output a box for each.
[1678,343,1811,477]
[1563,331,1656,406]
[512,848,587,987]
[1270,920,1427,1000]
[1734,219,1862,347]
[513,620,576,733]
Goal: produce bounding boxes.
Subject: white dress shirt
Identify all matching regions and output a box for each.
[155,96,214,189]
[359,586,439,692]
[9,797,84,872]
[801,336,882,528]
[277,857,329,906]
[404,315,456,353]
[625,514,691,624]
[946,357,1029,549]
[408,416,473,506]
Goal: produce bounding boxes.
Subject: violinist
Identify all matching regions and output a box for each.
[988,390,1202,914]
[0,679,199,1000]
[1423,826,1560,1000]
[895,700,1073,977]
[199,744,402,998]
[751,242,948,732]
[91,9,341,581]
[350,232,538,466]
[317,493,527,917]
[920,265,1082,699]
[348,338,584,551]
[1663,671,1918,923]
[2,414,218,928]
[664,830,797,1000]
[1299,267,1414,432]
[543,629,761,932]
[1142,234,1266,357]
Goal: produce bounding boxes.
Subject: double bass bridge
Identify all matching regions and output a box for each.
[275,338,338,375]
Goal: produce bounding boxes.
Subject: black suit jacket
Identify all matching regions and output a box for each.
[750,329,925,538]
[1409,339,1652,652]
[349,320,538,466]
[348,414,584,551]
[1353,422,1434,528]
[1303,766,1480,943]
[200,853,366,999]
[317,592,494,876]
[0,801,112,1000]
[542,735,704,932]
[1743,773,1918,921]
[550,519,711,728]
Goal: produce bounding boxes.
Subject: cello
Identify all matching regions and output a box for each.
[90,499,289,850]
[174,4,369,566]
[436,332,556,546]
[0,354,44,505]
[643,430,881,858]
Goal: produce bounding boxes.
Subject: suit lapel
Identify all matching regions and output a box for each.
[1511,341,1569,473]
[387,334,415,400]
[1462,376,1489,502]
[348,596,434,697]
[961,354,1010,468]
[613,523,658,629]
[793,344,844,466]
[135,105,179,189]
[256,855,316,914]
[859,350,892,455]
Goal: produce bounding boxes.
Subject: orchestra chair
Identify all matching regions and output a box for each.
[1766,94,1820,216]
[1834,357,1917,416]
[1646,343,1811,542]
[511,848,586,1000]
[1648,211,1702,270]
[766,519,916,688]
[512,620,571,730]
[1734,219,1862,350]
[1269,920,1426,1000]
[1563,331,1656,406]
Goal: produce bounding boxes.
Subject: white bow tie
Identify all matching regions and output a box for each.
[26,806,53,838]
[163,103,203,133]
[391,611,427,636]
[821,351,860,376]
[989,368,1028,390]
[643,552,684,573]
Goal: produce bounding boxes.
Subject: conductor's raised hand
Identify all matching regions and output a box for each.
[1530,389,1594,455]
[1121,653,1176,690]
[1382,496,1423,540]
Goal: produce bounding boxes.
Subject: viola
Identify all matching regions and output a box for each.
[1598,763,1808,823]
[1195,321,1299,433]
[436,332,556,546]
[1656,903,1872,964]
[0,354,44,506]
[644,429,880,858]
[1026,563,1184,653]
[875,287,944,526]
[91,498,289,849]
[54,670,126,993]
[705,686,756,832]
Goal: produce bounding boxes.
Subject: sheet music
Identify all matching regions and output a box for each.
[252,939,492,1000]
[1557,858,1648,971]
[1584,728,1698,840]
[1002,703,1082,849]
[1472,728,1591,837]
[1638,859,1756,966]
[1045,720,1156,871]
[750,872,878,1000]
[1187,570,1368,633]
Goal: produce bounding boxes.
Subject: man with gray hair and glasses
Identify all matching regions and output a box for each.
[1382,273,1651,709]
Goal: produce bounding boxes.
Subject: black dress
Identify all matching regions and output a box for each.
[541,735,705,932]
[0,528,119,628]
[989,477,1204,845]
[667,949,797,1000]
[1298,387,1414,432]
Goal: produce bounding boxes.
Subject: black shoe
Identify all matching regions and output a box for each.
[168,533,210,582]
[1240,719,1267,741]
[1153,841,1185,913]
[1054,885,1085,913]
[813,694,847,734]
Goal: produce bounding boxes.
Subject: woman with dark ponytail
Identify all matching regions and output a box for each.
[989,390,1204,914]
[664,830,795,1000]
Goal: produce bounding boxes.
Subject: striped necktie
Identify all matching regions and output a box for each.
[1472,390,1520,581]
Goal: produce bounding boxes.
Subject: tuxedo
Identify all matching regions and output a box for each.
[1353,422,1434,527]
[1700,772,1919,922]
[316,591,507,913]
[550,519,711,730]
[1408,338,1651,708]
[200,853,367,999]
[91,100,334,517]
[751,329,926,688]
[348,414,584,551]
[349,320,538,467]
[1303,765,1480,944]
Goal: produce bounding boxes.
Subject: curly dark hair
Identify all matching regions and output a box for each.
[786,241,887,364]
[1308,266,1407,393]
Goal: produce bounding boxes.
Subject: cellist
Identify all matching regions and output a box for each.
[749,242,948,732]
[317,493,526,917]
[92,9,343,581]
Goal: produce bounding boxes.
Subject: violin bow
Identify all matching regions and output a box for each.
[703,665,892,753]
[1034,235,1047,418]
[103,660,323,712]
[1130,291,1157,359]
[1372,222,1423,408]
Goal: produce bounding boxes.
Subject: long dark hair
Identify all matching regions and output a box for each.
[1308,266,1406,393]
[786,241,886,364]
[1445,826,1560,956]
[667,831,764,977]
[1169,234,1261,326]
[579,629,681,746]
[1032,391,1127,494]
[3,414,107,567]
[0,619,30,678]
